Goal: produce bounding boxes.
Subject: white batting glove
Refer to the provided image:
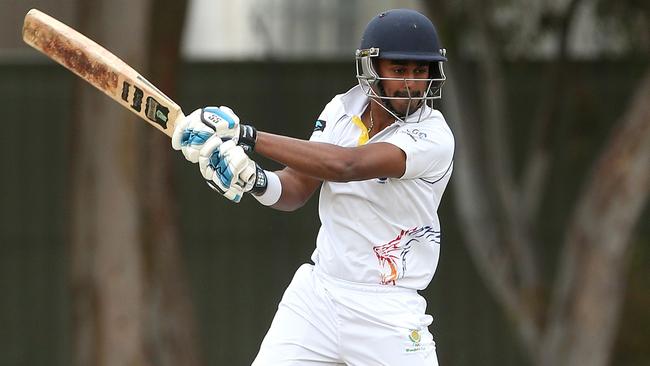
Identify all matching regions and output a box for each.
[201,106,239,140]
[198,138,256,203]
[171,108,216,163]
[171,106,257,164]
[203,106,258,152]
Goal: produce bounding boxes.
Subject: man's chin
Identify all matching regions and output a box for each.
[390,102,423,117]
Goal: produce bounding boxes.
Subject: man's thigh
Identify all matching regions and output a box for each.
[342,324,438,366]
[252,264,344,366]
[335,289,439,366]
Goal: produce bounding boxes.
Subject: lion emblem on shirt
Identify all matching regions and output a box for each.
[373,226,440,285]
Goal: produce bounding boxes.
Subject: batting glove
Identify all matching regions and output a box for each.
[199,106,257,152]
[198,138,256,203]
[171,106,258,163]
[171,108,214,163]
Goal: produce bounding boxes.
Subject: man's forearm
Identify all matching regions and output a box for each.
[255,132,358,181]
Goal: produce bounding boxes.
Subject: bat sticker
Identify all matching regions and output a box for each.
[145,97,169,128]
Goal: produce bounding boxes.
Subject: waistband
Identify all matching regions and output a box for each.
[312,264,417,294]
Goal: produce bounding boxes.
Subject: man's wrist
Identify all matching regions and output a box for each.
[251,168,281,206]
[250,164,268,195]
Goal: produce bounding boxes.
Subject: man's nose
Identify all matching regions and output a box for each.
[403,72,417,87]
[403,73,423,90]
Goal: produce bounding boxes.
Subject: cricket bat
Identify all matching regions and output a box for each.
[22,9,182,137]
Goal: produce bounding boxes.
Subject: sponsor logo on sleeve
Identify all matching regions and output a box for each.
[314,119,326,132]
[399,128,428,142]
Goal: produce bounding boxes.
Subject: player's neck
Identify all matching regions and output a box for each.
[364,104,393,135]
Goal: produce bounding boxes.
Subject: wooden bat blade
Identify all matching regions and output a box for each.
[22,8,183,137]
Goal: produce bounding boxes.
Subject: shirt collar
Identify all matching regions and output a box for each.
[340,85,370,117]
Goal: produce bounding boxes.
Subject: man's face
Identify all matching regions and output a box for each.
[375,59,430,115]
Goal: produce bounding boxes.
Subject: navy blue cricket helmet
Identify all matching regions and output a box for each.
[359,8,447,62]
[355,9,447,119]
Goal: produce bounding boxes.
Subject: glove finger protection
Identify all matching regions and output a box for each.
[223,149,256,194]
[206,179,245,203]
[236,158,257,192]
[171,109,194,151]
[171,108,216,163]
[204,106,257,152]
[198,136,227,183]
[201,106,240,142]
[199,138,256,203]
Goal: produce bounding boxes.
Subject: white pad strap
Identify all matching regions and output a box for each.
[252,170,281,206]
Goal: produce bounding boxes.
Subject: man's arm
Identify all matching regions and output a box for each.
[171,106,408,208]
[271,168,322,211]
[255,132,407,182]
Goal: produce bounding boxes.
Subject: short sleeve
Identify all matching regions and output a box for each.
[309,98,338,143]
[385,121,454,180]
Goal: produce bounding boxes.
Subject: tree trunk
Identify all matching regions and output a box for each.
[69,0,151,365]
[539,68,650,366]
[422,1,649,365]
[68,0,200,365]
[140,0,203,365]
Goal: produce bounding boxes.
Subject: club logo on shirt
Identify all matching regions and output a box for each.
[373,226,441,285]
[314,119,326,132]
[409,329,421,343]
[406,328,426,353]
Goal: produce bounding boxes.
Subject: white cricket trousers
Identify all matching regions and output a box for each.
[252,263,439,366]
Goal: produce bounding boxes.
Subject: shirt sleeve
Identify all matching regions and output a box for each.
[385,120,455,180]
[309,98,338,143]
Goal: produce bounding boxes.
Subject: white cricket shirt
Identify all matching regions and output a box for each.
[309,86,454,290]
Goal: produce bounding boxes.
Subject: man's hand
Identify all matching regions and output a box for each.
[171,106,257,163]
[172,108,214,163]
[198,137,256,203]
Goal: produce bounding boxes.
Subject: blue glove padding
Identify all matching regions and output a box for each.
[198,137,256,203]
[171,106,242,163]
[206,106,257,152]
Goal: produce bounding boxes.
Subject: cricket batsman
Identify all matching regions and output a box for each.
[172,8,454,365]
